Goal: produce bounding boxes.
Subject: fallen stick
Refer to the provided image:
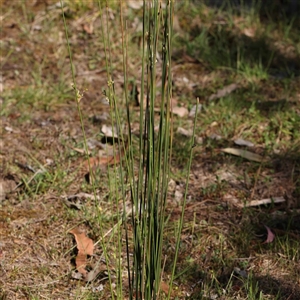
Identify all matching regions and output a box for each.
[244,197,285,207]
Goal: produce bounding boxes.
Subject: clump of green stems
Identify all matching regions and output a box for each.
[61,0,198,299]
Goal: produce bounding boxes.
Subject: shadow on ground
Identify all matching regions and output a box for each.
[177,0,300,78]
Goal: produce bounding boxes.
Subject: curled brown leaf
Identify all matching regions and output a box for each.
[70,228,94,277]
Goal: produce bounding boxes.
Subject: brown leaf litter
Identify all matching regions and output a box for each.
[69,228,94,277]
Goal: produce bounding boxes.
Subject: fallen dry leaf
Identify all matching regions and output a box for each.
[172,106,188,117]
[84,264,107,282]
[176,127,203,144]
[263,225,275,244]
[234,138,254,147]
[83,23,93,34]
[101,124,119,138]
[221,148,264,162]
[234,267,248,278]
[63,193,101,210]
[79,144,126,183]
[160,281,176,297]
[70,146,91,155]
[208,83,238,101]
[242,27,255,37]
[127,0,143,9]
[160,281,170,294]
[189,104,202,117]
[223,195,286,208]
[246,197,285,207]
[66,192,100,201]
[70,228,94,277]
[83,154,120,171]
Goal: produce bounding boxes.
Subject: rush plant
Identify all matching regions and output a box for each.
[62,0,198,299]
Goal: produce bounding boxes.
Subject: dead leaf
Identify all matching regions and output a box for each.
[84,264,107,282]
[160,281,169,294]
[234,267,248,278]
[172,106,188,117]
[67,193,100,201]
[245,197,285,207]
[177,127,203,144]
[80,144,126,183]
[70,146,91,155]
[224,195,286,208]
[63,198,82,210]
[71,270,83,280]
[92,284,104,292]
[208,83,238,101]
[83,153,121,171]
[221,148,264,162]
[234,138,254,147]
[177,127,191,137]
[101,124,119,138]
[69,228,94,277]
[127,0,143,9]
[189,104,202,117]
[174,190,183,202]
[63,193,101,210]
[209,133,222,140]
[242,27,255,37]
[160,281,175,297]
[83,23,93,34]
[263,225,275,244]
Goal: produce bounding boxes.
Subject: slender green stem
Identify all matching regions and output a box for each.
[168,98,200,299]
